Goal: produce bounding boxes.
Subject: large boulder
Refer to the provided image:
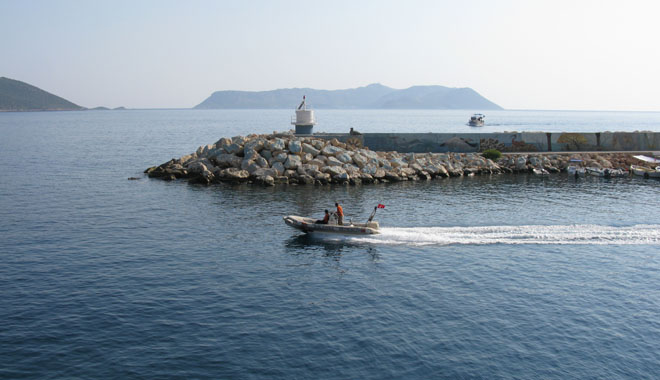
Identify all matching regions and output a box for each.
[336,152,353,164]
[224,143,242,155]
[260,149,272,161]
[186,161,208,174]
[266,138,286,151]
[188,169,215,185]
[243,149,260,164]
[272,152,288,164]
[254,175,275,186]
[297,164,320,176]
[214,153,242,168]
[215,137,232,149]
[219,168,249,182]
[298,174,315,185]
[289,140,302,154]
[255,156,269,168]
[284,154,302,169]
[321,145,344,156]
[390,158,408,168]
[352,153,368,168]
[179,154,195,165]
[515,156,528,170]
[243,138,265,154]
[302,143,320,156]
[361,164,378,175]
[322,166,346,176]
[232,136,247,146]
[271,161,285,175]
[301,153,314,163]
[246,162,261,175]
[252,167,278,178]
[326,156,343,166]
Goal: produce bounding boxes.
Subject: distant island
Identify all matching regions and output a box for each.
[0,77,83,111]
[195,83,503,110]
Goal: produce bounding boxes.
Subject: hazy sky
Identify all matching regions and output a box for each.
[2,0,659,110]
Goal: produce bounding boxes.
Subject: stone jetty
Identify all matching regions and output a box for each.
[145,132,653,185]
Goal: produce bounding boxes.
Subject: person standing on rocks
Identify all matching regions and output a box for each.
[335,202,344,225]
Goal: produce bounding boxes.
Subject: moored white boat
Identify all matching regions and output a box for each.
[533,168,549,176]
[631,155,660,178]
[567,165,586,177]
[586,167,628,178]
[630,165,660,178]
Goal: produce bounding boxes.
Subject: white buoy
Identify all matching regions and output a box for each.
[291,95,315,134]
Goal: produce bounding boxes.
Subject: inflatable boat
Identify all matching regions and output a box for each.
[283,205,383,235]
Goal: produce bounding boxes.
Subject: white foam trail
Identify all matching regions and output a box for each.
[344,224,660,246]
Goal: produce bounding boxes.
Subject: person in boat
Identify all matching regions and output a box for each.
[315,210,330,224]
[335,202,344,225]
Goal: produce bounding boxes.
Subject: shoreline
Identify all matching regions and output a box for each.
[145,132,658,186]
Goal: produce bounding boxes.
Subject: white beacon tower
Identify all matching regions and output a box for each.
[291,95,315,135]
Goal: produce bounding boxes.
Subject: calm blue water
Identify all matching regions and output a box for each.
[1,110,660,379]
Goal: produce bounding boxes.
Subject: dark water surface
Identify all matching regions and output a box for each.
[1,110,660,379]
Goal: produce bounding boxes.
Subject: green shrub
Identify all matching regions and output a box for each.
[482,149,502,160]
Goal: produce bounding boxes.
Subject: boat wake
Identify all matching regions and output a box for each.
[343,224,660,246]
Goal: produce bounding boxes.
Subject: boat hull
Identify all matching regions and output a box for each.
[283,215,380,235]
[631,165,660,178]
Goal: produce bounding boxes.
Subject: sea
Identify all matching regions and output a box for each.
[1,109,660,379]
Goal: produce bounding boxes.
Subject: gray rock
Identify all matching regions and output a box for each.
[301,153,314,163]
[322,166,347,176]
[334,172,350,182]
[273,152,288,163]
[336,152,353,164]
[297,163,320,176]
[232,136,247,146]
[260,149,272,160]
[224,143,242,155]
[271,161,285,175]
[289,140,302,154]
[253,167,278,178]
[244,138,265,154]
[246,162,261,175]
[302,143,320,156]
[266,138,286,151]
[309,158,326,167]
[390,158,408,168]
[284,154,302,169]
[219,168,249,181]
[361,164,378,175]
[214,153,242,168]
[352,153,367,168]
[255,156,269,168]
[298,174,315,185]
[326,156,343,166]
[186,161,208,174]
[321,145,344,156]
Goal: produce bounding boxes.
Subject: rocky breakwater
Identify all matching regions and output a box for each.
[144,132,504,186]
[497,152,644,173]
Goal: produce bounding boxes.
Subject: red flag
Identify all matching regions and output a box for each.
[377,204,385,209]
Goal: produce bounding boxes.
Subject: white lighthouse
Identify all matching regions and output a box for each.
[291,95,315,135]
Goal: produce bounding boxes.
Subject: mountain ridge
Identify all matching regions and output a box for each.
[194,83,502,110]
[0,77,83,111]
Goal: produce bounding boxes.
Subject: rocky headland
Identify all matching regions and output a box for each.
[145,132,653,186]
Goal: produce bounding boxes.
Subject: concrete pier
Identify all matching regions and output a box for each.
[313,131,660,153]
